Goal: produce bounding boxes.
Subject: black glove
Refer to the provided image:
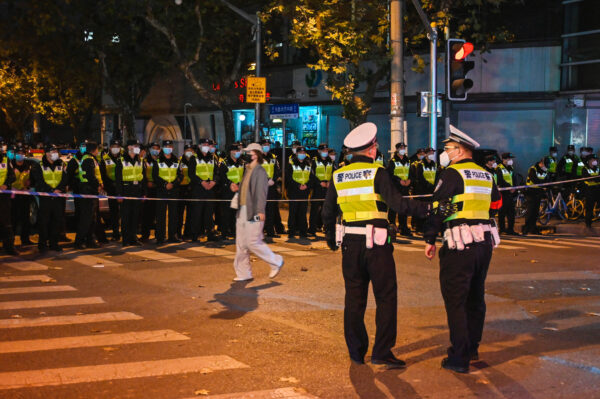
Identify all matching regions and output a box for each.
[435,198,458,218]
[326,229,338,251]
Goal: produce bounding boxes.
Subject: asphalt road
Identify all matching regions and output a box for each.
[0,231,599,399]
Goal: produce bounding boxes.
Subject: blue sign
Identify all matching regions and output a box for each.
[269,103,299,120]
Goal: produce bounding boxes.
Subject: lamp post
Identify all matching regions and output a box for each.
[184,103,192,142]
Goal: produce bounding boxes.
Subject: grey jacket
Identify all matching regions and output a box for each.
[237,163,268,221]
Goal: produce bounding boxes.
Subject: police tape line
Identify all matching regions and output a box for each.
[1,175,598,202]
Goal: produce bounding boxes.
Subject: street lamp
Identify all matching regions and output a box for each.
[184,103,192,142]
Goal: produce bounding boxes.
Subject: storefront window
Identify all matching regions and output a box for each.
[233,110,255,142]
[299,106,320,148]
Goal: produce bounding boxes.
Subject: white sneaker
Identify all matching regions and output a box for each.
[269,259,284,279]
[233,276,253,282]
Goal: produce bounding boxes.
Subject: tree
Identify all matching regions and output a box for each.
[265,0,518,127]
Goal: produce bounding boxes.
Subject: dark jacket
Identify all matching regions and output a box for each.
[0,154,16,189]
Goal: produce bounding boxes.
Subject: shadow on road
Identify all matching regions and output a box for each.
[349,362,421,398]
[209,280,282,319]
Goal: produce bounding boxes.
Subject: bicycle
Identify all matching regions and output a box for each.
[514,191,527,218]
[538,189,569,225]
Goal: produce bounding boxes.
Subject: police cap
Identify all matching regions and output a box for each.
[149,142,160,148]
[162,140,173,147]
[86,142,98,152]
[44,144,58,153]
[484,155,496,163]
[291,140,301,146]
[442,125,480,149]
[549,146,558,152]
[343,122,377,151]
[183,144,193,150]
[567,144,575,150]
[501,152,515,159]
[260,138,271,145]
[296,146,307,153]
[15,146,26,154]
[395,142,406,149]
[126,139,140,146]
[109,139,121,147]
[227,144,239,152]
[198,138,210,145]
[318,143,329,150]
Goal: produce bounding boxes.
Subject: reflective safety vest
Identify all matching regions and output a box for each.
[42,165,63,189]
[292,164,310,185]
[78,154,103,185]
[0,162,8,186]
[393,161,409,180]
[262,158,275,179]
[576,159,585,177]
[103,154,118,181]
[333,162,387,222]
[122,160,143,182]
[179,158,190,185]
[526,166,547,187]
[444,162,493,222]
[13,167,30,190]
[195,158,215,181]
[422,164,437,185]
[497,164,513,186]
[145,159,154,182]
[314,161,332,182]
[158,162,179,183]
[563,157,574,173]
[585,168,600,186]
[375,156,384,167]
[546,156,557,173]
[226,164,244,184]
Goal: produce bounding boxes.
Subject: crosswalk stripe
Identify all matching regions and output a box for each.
[0,329,189,354]
[0,285,77,295]
[70,255,122,267]
[0,355,249,390]
[0,275,51,283]
[0,296,104,310]
[541,238,600,248]
[284,250,317,256]
[496,244,526,250]
[268,245,295,252]
[0,311,142,329]
[128,249,192,263]
[193,387,319,399]
[501,239,569,249]
[189,247,234,256]
[487,271,600,282]
[2,260,48,271]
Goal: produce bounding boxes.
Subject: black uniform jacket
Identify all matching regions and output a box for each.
[31,157,67,193]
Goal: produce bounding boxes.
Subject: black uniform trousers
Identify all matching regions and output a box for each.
[0,194,15,251]
[498,191,515,232]
[38,197,65,249]
[524,190,543,233]
[141,187,157,239]
[177,184,192,238]
[265,186,284,236]
[156,187,179,242]
[584,186,600,227]
[11,196,31,242]
[342,236,397,362]
[105,183,120,239]
[191,185,215,237]
[439,235,493,368]
[388,186,411,234]
[288,197,309,236]
[121,183,143,245]
[75,190,97,245]
[308,184,327,233]
[220,192,236,237]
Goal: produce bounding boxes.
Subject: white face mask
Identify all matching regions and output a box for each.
[592,160,598,167]
[185,151,193,158]
[428,154,436,162]
[582,151,589,157]
[398,149,406,156]
[110,147,120,155]
[292,147,297,154]
[201,146,210,154]
[132,147,141,155]
[491,162,497,169]
[439,148,458,167]
[418,155,425,160]
[50,152,59,161]
[329,155,336,161]
[551,152,557,157]
[507,159,513,166]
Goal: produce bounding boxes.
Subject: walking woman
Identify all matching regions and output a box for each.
[233,143,284,281]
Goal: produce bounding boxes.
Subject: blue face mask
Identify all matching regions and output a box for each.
[262,146,270,153]
[79,146,86,154]
[6,150,15,160]
[297,153,306,161]
[233,151,241,159]
[346,154,353,161]
[15,154,25,162]
[163,147,173,155]
[320,152,328,158]
[150,149,160,157]
[209,147,216,153]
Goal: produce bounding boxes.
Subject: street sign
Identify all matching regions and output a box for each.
[246,76,266,103]
[269,103,299,119]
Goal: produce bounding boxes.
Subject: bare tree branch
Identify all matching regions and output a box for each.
[145,5,182,61]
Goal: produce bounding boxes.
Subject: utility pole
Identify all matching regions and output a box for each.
[390,0,405,149]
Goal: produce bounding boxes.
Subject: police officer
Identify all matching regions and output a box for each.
[322,122,434,367]
[189,139,220,241]
[289,140,301,162]
[328,149,339,171]
[374,148,385,167]
[32,145,67,253]
[483,155,497,179]
[153,140,181,245]
[423,125,502,374]
[496,153,518,235]
[101,139,122,241]
[66,140,88,236]
[523,158,549,235]
[308,144,333,236]
[115,139,144,247]
[387,143,412,236]
[11,146,33,245]
[0,146,17,255]
[412,148,438,233]
[75,142,103,249]
[141,142,160,242]
[177,145,194,240]
[544,146,559,181]
[261,139,284,238]
[582,154,600,229]
[286,146,312,238]
[218,144,245,239]
[557,144,578,181]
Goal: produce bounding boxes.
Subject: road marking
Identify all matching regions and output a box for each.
[0,285,77,295]
[496,244,526,250]
[128,249,192,263]
[487,270,600,282]
[2,260,48,271]
[0,296,104,310]
[0,311,142,329]
[0,275,51,282]
[189,247,234,256]
[0,329,189,354]
[541,356,600,375]
[542,238,600,248]
[268,245,295,252]
[284,250,317,257]
[502,239,569,249]
[70,255,122,267]
[0,355,249,390]
[190,387,319,399]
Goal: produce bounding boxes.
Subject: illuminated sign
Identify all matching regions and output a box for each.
[246,76,267,103]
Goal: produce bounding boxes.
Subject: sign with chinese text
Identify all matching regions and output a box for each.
[246,76,266,103]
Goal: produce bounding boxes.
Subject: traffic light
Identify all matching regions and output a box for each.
[447,39,475,101]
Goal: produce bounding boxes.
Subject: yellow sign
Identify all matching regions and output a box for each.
[246,76,266,103]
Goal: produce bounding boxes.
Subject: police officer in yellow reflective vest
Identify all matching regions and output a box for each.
[412,147,438,232]
[424,125,502,374]
[101,139,122,241]
[582,154,600,229]
[178,145,194,240]
[543,146,558,181]
[523,158,549,235]
[496,152,518,235]
[322,123,435,368]
[115,139,144,247]
[219,144,245,238]
[308,143,333,236]
[141,142,160,242]
[189,139,220,241]
[386,142,412,236]
[153,140,181,245]
[11,146,33,245]
[32,144,67,253]
[75,142,103,249]
[286,146,313,238]
[0,147,17,255]
[261,139,284,238]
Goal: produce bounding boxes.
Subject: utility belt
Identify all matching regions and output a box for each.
[443,219,500,251]
[335,224,392,249]
[122,181,141,186]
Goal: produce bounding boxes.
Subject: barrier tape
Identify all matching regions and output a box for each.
[1,175,598,202]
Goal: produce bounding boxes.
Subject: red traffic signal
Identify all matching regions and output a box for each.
[453,42,474,61]
[447,38,475,101]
